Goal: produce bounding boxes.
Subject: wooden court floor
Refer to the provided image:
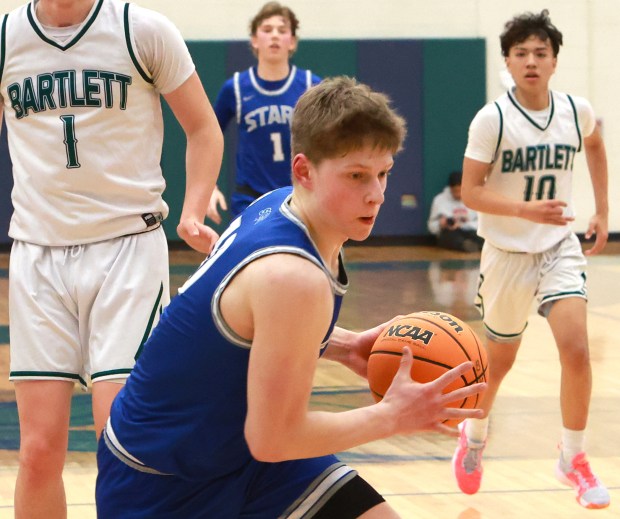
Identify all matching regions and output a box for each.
[0,244,618,518]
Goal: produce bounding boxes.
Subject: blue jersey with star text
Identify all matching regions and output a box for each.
[214,66,320,196]
[106,187,347,479]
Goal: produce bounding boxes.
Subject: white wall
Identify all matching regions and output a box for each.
[5,0,619,232]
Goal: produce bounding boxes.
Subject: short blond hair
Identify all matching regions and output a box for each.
[292,76,407,165]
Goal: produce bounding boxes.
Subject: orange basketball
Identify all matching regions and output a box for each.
[367,311,487,427]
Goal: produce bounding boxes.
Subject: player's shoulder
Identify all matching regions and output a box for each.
[230,67,254,87]
[249,252,331,299]
[470,96,505,129]
[553,90,593,111]
[2,2,28,26]
[295,66,321,83]
[125,1,179,35]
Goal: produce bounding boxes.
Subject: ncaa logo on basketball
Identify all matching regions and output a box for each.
[383,323,434,346]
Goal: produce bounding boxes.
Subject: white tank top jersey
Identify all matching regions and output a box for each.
[465,88,596,253]
[0,0,195,246]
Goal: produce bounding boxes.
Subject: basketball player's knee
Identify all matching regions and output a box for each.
[19,435,66,477]
[558,341,590,369]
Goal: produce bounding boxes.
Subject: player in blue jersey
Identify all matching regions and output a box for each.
[207,2,321,223]
[96,77,486,518]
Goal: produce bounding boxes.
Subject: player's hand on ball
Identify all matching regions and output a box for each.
[380,347,486,436]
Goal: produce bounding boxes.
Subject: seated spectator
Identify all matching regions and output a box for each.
[428,171,483,252]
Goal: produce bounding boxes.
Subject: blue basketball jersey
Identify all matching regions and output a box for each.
[215,66,321,199]
[106,187,348,479]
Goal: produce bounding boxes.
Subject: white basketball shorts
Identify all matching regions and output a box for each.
[475,233,587,342]
[9,227,170,388]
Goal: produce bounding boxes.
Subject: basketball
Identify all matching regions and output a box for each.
[367,311,487,427]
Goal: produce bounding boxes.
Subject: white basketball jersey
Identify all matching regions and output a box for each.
[1,0,173,245]
[465,89,595,253]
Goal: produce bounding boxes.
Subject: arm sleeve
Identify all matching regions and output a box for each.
[130,5,196,94]
[464,103,501,164]
[571,95,596,138]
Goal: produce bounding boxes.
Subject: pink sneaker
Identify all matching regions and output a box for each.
[555,452,610,509]
[452,421,486,495]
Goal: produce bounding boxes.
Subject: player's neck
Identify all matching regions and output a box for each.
[35,0,95,27]
[256,60,291,82]
[513,87,550,111]
[288,196,342,276]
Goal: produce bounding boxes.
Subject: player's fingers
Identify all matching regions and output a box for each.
[431,361,473,389]
[585,234,607,256]
[207,207,222,225]
[434,423,462,437]
[394,346,413,380]
[441,382,487,404]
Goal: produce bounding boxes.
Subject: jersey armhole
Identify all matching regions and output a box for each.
[566,94,583,152]
[492,101,503,163]
[123,3,153,84]
[233,72,241,123]
[0,14,8,83]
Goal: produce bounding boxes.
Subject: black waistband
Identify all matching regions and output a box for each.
[234,184,263,199]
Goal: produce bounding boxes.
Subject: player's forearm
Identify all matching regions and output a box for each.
[180,124,224,221]
[462,184,525,218]
[586,147,609,217]
[321,326,357,364]
[246,403,394,462]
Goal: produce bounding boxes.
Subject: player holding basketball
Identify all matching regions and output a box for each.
[452,10,609,509]
[0,0,223,516]
[96,77,486,518]
[207,1,321,223]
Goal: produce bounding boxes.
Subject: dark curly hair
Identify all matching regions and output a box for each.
[500,9,563,57]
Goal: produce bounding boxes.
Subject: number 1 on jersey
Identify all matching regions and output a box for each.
[270,132,285,162]
[60,115,81,169]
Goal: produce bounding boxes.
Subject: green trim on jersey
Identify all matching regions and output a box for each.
[27,0,104,51]
[507,89,555,131]
[10,370,87,386]
[134,281,165,360]
[0,14,7,82]
[483,322,527,340]
[492,101,503,163]
[566,94,583,152]
[123,3,152,84]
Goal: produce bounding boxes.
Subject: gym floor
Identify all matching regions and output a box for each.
[0,243,618,518]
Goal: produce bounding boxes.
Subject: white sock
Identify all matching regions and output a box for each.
[561,427,585,466]
[465,417,489,445]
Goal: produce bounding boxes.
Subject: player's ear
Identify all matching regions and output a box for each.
[289,36,298,55]
[250,35,259,54]
[292,153,312,188]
